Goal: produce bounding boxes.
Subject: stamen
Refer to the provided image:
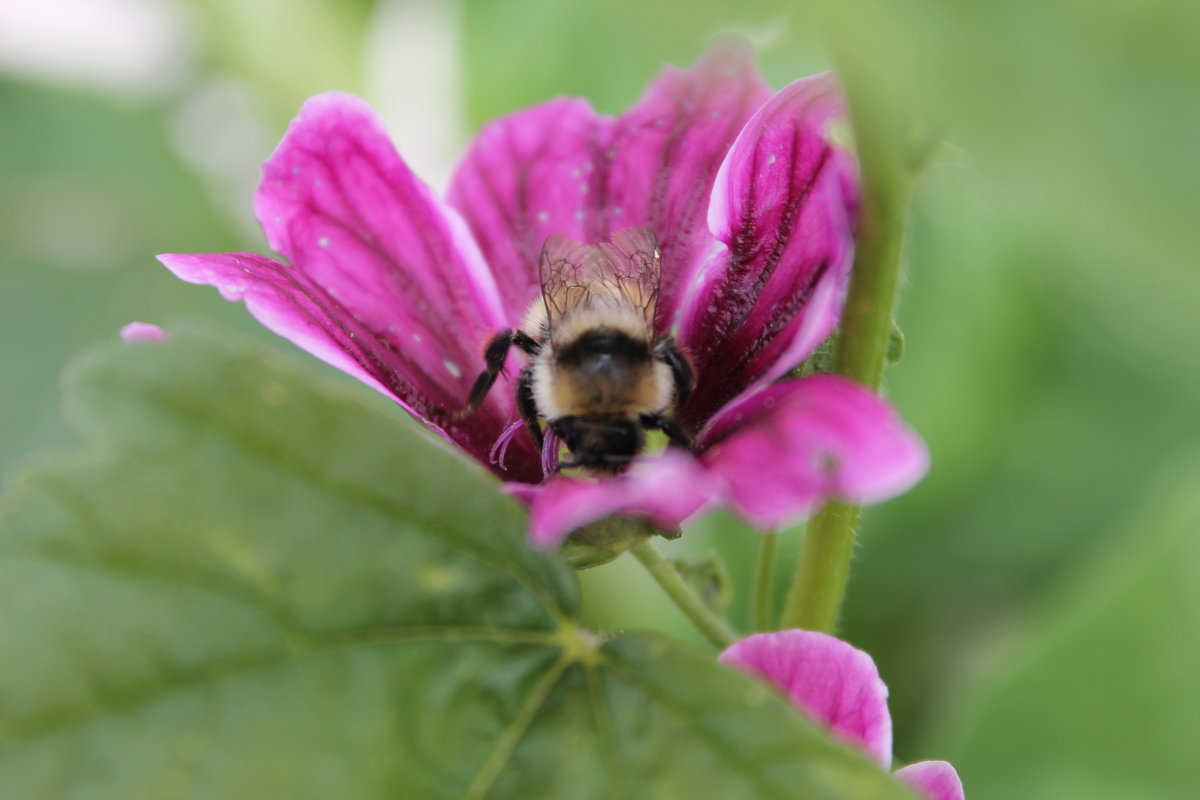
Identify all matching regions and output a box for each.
[541,428,561,477]
[489,420,523,470]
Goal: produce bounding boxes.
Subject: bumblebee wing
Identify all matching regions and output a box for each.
[595,226,662,328]
[537,233,606,327]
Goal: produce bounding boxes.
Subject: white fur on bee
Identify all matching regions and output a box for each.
[522,294,672,422]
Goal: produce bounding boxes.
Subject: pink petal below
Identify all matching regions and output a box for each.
[120,322,170,344]
[699,375,929,530]
[895,761,965,800]
[507,451,720,549]
[720,630,893,767]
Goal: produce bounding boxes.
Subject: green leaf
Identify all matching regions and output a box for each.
[927,466,1200,799]
[0,326,910,799]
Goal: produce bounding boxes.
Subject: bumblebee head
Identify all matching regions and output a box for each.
[551,415,645,474]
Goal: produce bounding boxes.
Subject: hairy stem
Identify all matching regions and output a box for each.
[629,539,737,649]
[780,53,918,632]
[752,533,779,631]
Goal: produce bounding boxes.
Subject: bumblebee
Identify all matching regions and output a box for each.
[460,227,694,474]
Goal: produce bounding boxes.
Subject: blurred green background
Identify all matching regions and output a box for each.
[2,0,1197,797]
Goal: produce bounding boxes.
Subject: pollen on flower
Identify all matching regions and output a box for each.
[768,153,778,165]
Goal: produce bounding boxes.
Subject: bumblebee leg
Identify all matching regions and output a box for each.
[457,330,516,418]
[512,330,542,356]
[655,338,695,409]
[516,366,543,449]
[640,413,693,451]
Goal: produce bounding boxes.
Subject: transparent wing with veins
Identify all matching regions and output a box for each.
[537,227,662,340]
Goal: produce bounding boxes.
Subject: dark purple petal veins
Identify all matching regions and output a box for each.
[254,93,507,362]
[159,252,542,483]
[678,74,859,428]
[448,38,771,329]
[163,92,547,483]
[605,36,772,326]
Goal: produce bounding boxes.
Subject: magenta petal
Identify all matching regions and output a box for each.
[448,38,771,330]
[120,321,170,344]
[720,630,893,767]
[252,92,515,398]
[507,452,720,549]
[606,36,772,325]
[164,92,545,482]
[699,376,928,530]
[158,251,542,484]
[678,74,859,425]
[448,97,612,320]
[895,761,965,800]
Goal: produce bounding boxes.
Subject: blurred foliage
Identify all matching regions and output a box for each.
[0,0,1197,796]
[934,464,1200,799]
[0,81,247,473]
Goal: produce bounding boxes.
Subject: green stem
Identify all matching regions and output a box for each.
[629,539,737,649]
[752,533,779,631]
[779,54,918,633]
[780,503,860,631]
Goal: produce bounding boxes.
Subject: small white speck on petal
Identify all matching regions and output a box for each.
[768,153,777,165]
[443,359,462,378]
[318,236,330,248]
[613,206,623,216]
[537,210,549,223]
[574,209,586,222]
[413,333,423,343]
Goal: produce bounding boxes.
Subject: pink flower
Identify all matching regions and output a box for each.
[159,39,927,547]
[721,630,964,800]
